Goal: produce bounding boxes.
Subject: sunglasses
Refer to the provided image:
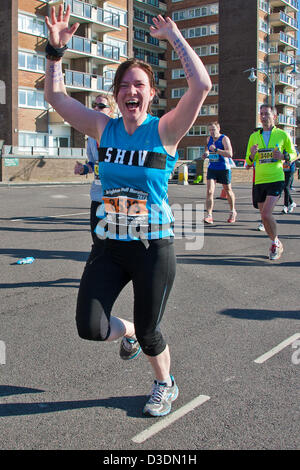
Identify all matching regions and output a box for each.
[92,102,109,109]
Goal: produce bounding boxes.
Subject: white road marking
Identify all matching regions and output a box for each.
[131,394,210,444]
[51,194,68,199]
[254,333,300,364]
[11,212,89,222]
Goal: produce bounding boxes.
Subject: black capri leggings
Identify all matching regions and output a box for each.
[76,238,176,357]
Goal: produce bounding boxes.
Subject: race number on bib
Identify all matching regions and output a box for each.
[102,187,149,236]
[258,148,277,164]
[209,153,219,162]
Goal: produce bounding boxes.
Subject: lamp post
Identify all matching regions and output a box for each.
[243,67,276,107]
[244,61,298,108]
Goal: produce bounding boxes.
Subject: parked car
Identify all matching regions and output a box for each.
[232,159,247,168]
[169,163,197,180]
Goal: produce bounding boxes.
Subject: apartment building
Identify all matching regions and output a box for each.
[219,0,298,156]
[133,0,168,117]
[167,0,298,159]
[0,0,130,152]
[166,0,219,160]
[0,0,298,162]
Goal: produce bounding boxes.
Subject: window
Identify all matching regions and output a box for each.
[209,83,219,95]
[187,147,201,161]
[18,51,45,73]
[199,104,218,116]
[181,24,218,39]
[206,63,219,75]
[105,37,127,57]
[187,126,208,136]
[18,13,47,37]
[18,88,47,109]
[171,88,187,98]
[172,3,218,21]
[105,5,127,26]
[19,132,47,148]
[172,69,185,79]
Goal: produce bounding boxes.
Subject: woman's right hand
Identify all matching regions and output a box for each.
[45,5,79,48]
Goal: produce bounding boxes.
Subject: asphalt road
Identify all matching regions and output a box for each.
[0,180,299,453]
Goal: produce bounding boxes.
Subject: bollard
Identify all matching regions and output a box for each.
[178,164,189,185]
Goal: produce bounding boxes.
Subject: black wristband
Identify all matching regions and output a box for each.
[46,41,68,61]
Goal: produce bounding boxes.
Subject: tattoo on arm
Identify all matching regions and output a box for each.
[172,38,194,80]
[49,64,64,84]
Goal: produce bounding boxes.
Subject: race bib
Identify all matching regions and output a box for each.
[102,187,149,238]
[258,148,277,164]
[209,153,219,162]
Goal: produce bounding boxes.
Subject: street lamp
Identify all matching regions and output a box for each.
[243,61,298,108]
[243,67,276,107]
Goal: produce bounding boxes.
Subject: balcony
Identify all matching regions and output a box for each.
[64,70,113,93]
[134,0,167,12]
[269,31,298,49]
[277,113,297,126]
[64,35,120,64]
[278,72,297,87]
[51,0,120,32]
[268,51,296,65]
[270,0,298,11]
[270,11,298,30]
[277,92,297,106]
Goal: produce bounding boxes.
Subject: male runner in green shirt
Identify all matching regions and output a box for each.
[246,104,297,261]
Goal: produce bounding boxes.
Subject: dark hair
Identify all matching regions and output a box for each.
[208,121,220,128]
[112,58,158,113]
[260,104,277,115]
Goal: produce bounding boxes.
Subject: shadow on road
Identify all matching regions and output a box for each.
[219,308,300,321]
[0,389,148,419]
[0,248,89,263]
[176,253,300,267]
[0,277,79,290]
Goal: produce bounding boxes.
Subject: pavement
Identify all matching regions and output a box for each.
[0,181,299,454]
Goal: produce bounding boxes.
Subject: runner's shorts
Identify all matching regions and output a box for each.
[207,168,231,184]
[253,181,284,206]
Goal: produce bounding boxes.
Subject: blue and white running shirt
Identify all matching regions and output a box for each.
[95,114,178,241]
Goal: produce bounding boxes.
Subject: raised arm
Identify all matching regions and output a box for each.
[44,5,109,141]
[152,16,212,154]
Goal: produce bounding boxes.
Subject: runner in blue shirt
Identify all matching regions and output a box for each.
[45,5,212,417]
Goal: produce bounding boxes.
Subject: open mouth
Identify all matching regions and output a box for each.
[126,100,140,110]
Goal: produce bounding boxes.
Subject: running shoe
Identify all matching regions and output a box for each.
[143,376,178,417]
[269,241,283,261]
[119,337,141,360]
[257,223,265,231]
[288,202,297,213]
[281,206,288,214]
[227,210,237,223]
[204,215,213,224]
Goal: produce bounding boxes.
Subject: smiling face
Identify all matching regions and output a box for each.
[115,66,156,126]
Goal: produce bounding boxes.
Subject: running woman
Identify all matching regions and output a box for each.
[202,122,237,224]
[44,5,211,417]
[246,104,297,260]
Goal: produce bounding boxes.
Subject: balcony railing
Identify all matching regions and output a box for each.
[279,31,298,48]
[277,113,297,126]
[270,0,298,11]
[277,92,297,106]
[64,70,113,92]
[67,35,120,62]
[65,0,120,28]
[278,72,297,86]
